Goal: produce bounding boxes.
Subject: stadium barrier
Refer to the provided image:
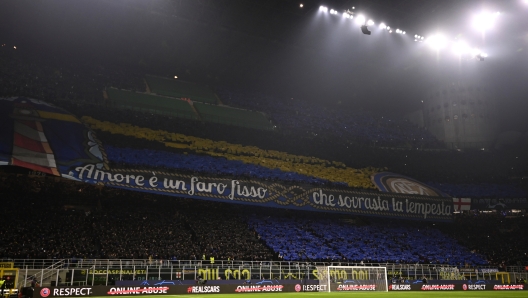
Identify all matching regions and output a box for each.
[14,260,522,288]
[33,280,527,297]
[20,265,475,287]
[388,280,526,291]
[35,283,300,297]
[14,258,526,290]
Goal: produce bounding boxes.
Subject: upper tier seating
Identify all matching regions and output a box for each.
[146,75,218,104]
[106,88,198,120]
[193,102,273,130]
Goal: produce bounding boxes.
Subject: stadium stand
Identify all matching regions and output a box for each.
[1,175,526,267]
[145,75,218,104]
[247,211,487,265]
[83,117,379,189]
[0,47,524,196]
[104,146,340,186]
[216,88,442,148]
[0,48,527,270]
[427,182,527,198]
[193,102,274,130]
[0,175,274,261]
[440,214,528,268]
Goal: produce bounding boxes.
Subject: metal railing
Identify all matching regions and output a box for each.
[3,258,502,270]
[7,259,525,287]
[18,259,65,288]
[507,266,527,273]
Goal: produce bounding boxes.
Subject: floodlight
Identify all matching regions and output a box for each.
[379,23,387,29]
[403,31,406,34]
[343,12,351,18]
[355,14,365,25]
[428,34,446,50]
[300,4,303,8]
[174,75,178,79]
[319,6,328,12]
[367,19,374,26]
[472,11,497,31]
[386,26,390,30]
[452,41,469,56]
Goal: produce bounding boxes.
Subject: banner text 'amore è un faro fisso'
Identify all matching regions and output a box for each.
[72,164,453,222]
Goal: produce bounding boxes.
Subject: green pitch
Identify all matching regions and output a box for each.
[89,293,528,298]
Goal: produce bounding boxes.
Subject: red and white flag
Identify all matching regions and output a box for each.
[453,198,471,211]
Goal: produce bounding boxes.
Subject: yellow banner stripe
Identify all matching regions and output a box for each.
[38,111,81,123]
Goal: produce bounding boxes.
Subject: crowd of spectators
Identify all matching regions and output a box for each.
[0,175,99,259]
[0,34,527,278]
[85,118,377,189]
[0,46,526,197]
[104,146,341,187]
[0,175,273,261]
[65,104,525,197]
[94,120,526,196]
[438,213,528,268]
[247,210,487,266]
[1,175,525,267]
[428,182,527,199]
[216,89,443,149]
[0,47,144,103]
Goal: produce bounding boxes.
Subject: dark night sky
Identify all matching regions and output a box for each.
[1,0,528,131]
